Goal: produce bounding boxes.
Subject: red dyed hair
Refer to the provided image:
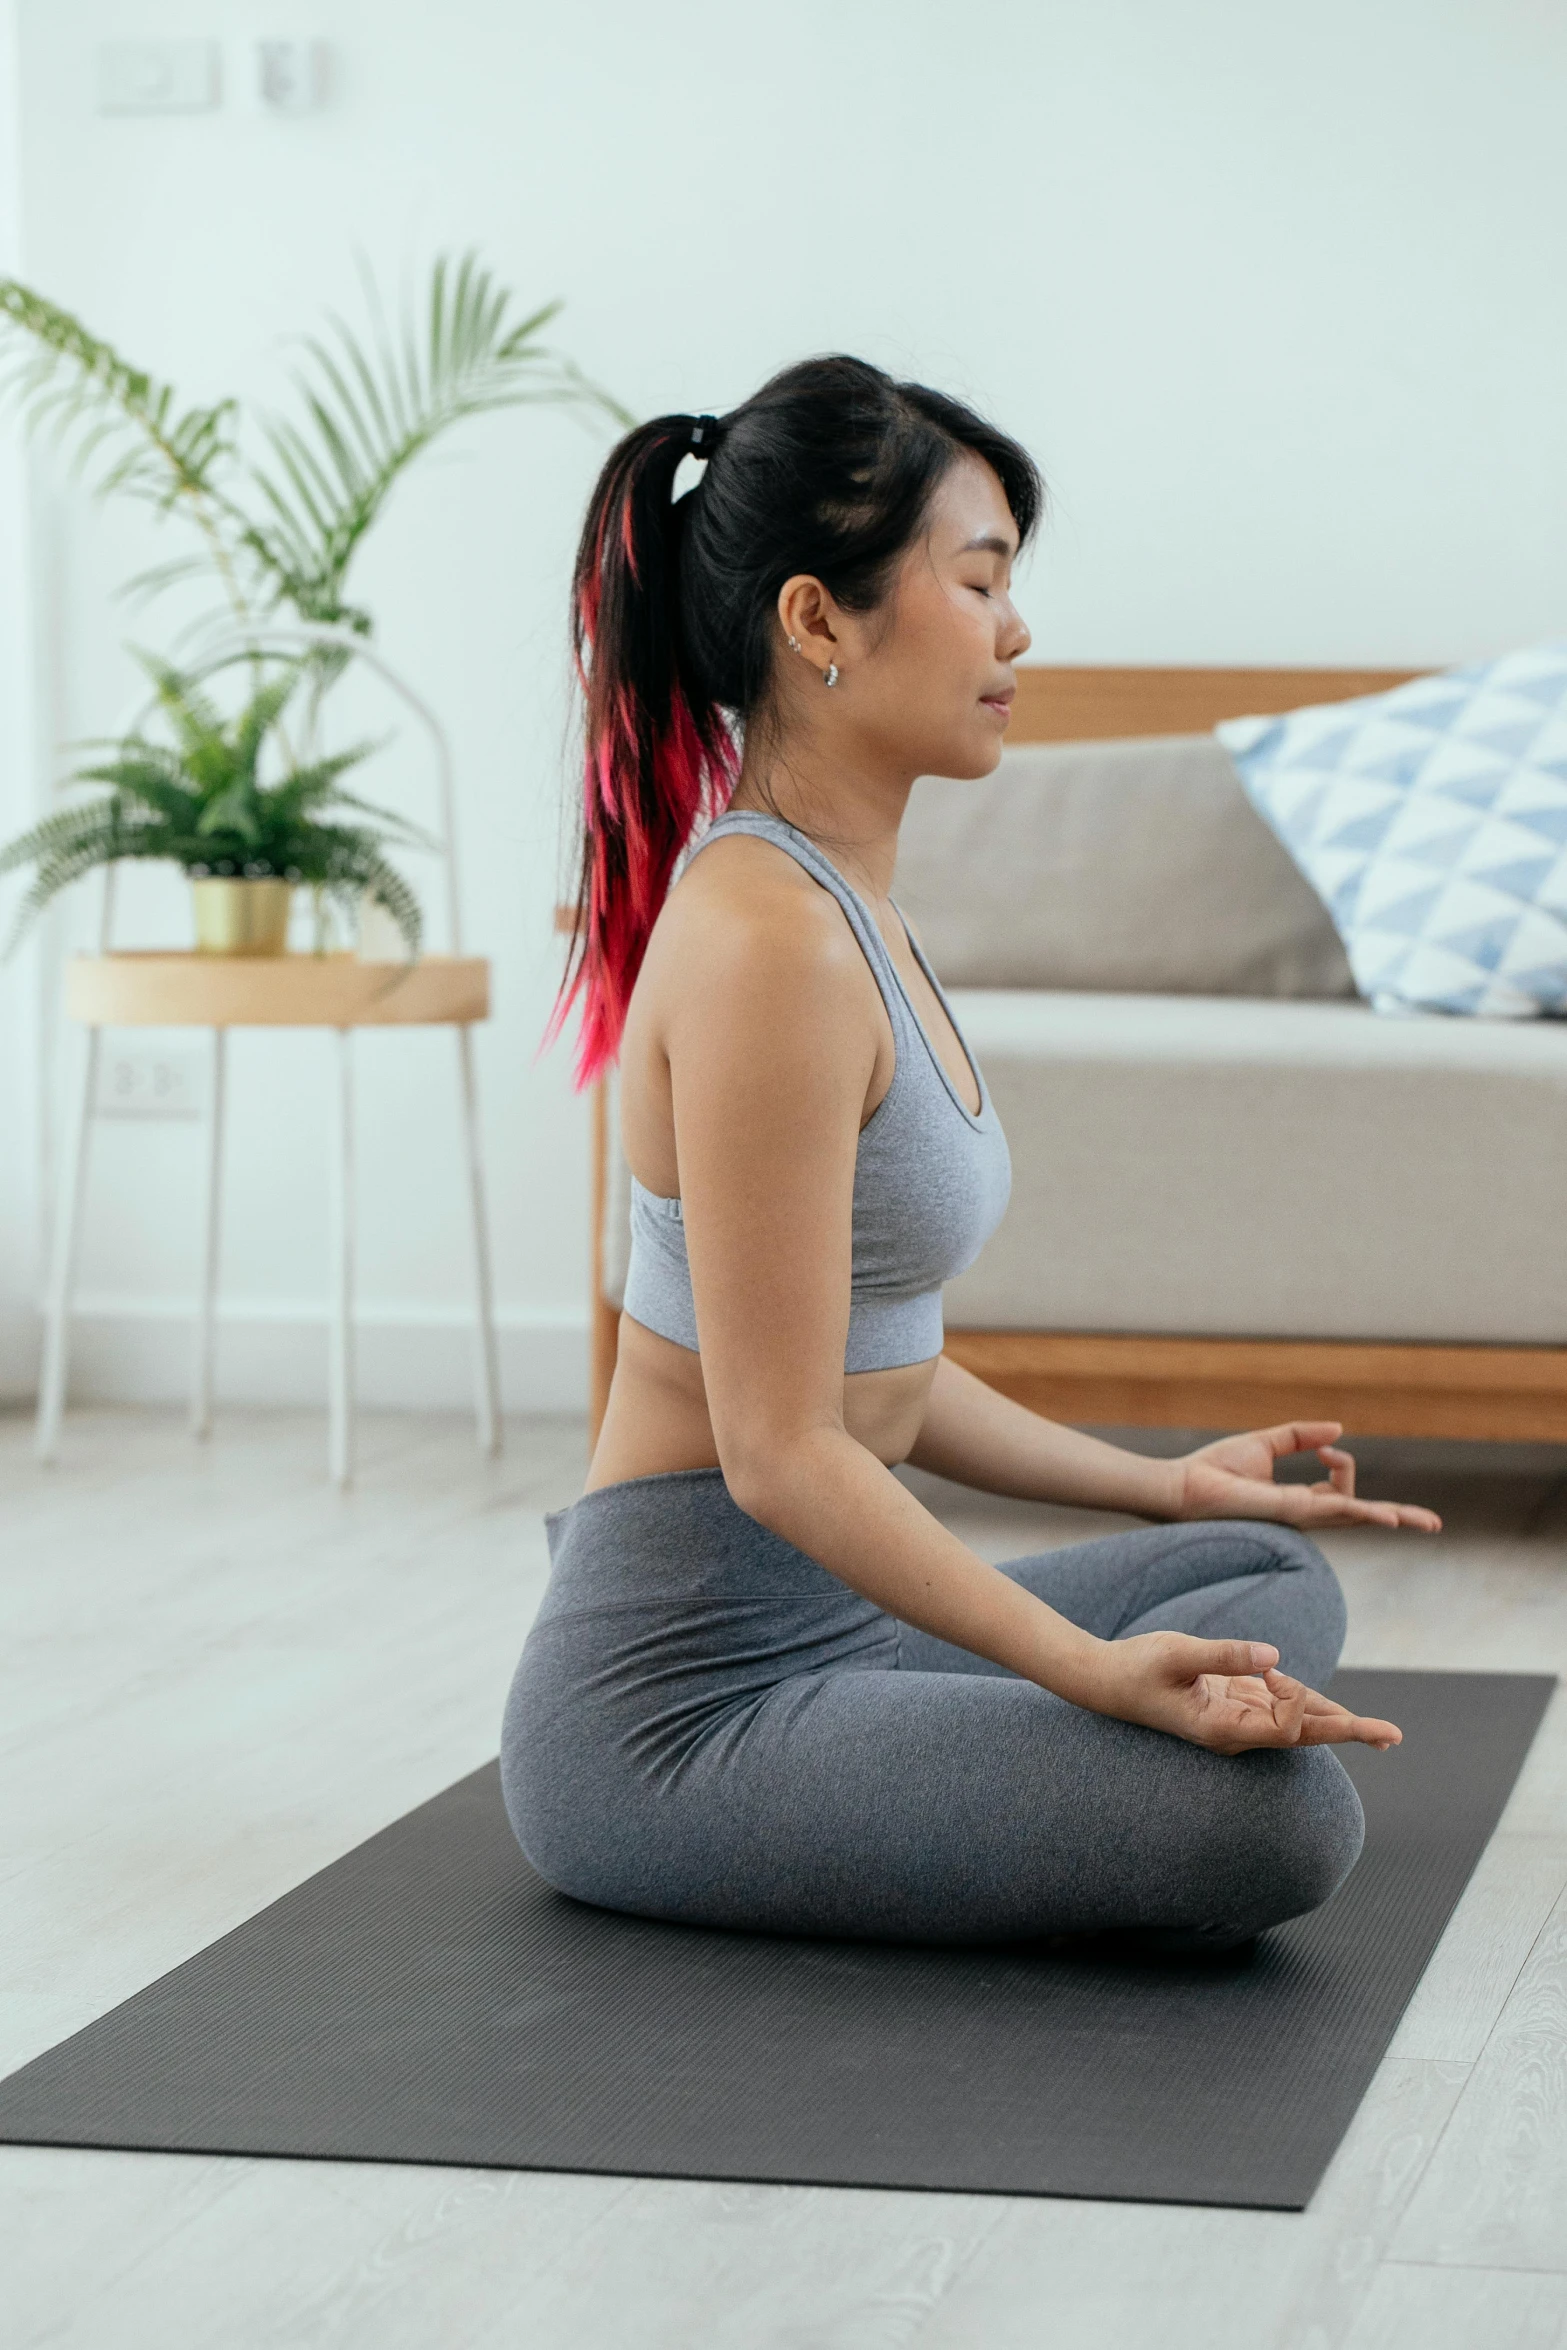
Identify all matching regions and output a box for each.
[551,417,738,1087]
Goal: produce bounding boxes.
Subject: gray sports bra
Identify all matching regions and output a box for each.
[621,809,1012,1373]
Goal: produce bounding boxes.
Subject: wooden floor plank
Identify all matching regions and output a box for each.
[16,2155,630,2350]
[3,2148,258,2345]
[1386,1833,1567,2065]
[1341,2263,1567,2350]
[909,2057,1470,2350]
[468,2180,1009,2350]
[1390,1889,1567,2274]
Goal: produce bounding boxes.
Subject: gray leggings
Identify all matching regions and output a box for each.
[501,1467,1364,1948]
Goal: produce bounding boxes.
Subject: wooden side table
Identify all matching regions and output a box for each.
[39,951,500,1486]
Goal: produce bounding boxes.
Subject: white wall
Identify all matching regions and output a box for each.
[0,0,42,1400]
[5,0,1566,1412]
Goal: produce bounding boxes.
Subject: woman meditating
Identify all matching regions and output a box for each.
[502,355,1439,1950]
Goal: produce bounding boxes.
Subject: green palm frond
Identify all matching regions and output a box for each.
[242,250,632,625]
[0,254,631,643]
[0,280,236,511]
[118,551,217,608]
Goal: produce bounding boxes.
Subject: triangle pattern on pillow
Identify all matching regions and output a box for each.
[1218,645,1567,1016]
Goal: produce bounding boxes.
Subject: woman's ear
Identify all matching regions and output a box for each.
[776,575,841,677]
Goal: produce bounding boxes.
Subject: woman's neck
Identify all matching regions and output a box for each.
[728,728,913,904]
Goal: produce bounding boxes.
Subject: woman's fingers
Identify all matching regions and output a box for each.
[1296,1486,1443,1532]
[1255,1420,1344,1461]
[1107,1635,1404,1756]
[1191,1679,1301,1752]
[1318,1445,1357,1497]
[1182,1664,1404,1754]
[1268,1672,1307,1743]
[1190,1428,1441,1535]
[1188,1462,1441,1534]
[1174,1638,1280,1682]
[1270,1671,1403,1749]
[1301,1707,1402,1749]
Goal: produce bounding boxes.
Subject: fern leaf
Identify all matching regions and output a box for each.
[0,801,123,877]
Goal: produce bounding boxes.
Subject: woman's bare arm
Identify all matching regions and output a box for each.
[908,1355,1181,1515]
[661,870,1402,1751]
[909,1356,1440,1533]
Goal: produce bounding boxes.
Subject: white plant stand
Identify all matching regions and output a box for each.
[36,951,501,1486]
[34,625,502,1485]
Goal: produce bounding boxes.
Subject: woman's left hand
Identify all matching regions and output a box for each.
[1171,1422,1442,1532]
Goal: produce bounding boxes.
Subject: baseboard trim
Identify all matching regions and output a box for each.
[6,1296,589,1416]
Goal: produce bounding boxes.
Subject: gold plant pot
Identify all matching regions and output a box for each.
[190,877,294,956]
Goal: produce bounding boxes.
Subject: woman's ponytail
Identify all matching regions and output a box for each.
[554,414,738,1087]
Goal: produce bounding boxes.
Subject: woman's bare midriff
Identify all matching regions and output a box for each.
[584,1311,939,1493]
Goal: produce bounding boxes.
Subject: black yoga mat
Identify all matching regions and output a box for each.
[0,1668,1552,2210]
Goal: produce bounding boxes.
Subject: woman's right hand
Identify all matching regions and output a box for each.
[1080,1633,1403,1754]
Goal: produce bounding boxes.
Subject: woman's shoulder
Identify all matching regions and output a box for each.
[655,828,866,990]
[627,830,886,1102]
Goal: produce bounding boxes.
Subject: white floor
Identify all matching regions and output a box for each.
[3,1405,1566,2350]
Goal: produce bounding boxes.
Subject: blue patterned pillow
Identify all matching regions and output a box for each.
[1218,646,1567,1016]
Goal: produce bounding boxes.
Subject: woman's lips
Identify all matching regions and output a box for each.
[980,693,1014,721]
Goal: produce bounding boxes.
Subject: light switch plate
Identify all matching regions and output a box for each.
[98,40,221,115]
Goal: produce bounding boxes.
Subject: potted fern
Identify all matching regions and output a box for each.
[0,654,426,956]
[0,252,628,951]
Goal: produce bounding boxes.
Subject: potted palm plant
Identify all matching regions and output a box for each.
[0,654,426,956]
[0,251,628,947]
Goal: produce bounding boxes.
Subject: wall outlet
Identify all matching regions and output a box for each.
[98,41,221,115]
[95,1045,209,1121]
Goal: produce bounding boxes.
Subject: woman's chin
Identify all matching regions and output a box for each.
[945,730,1007,782]
[904,719,1008,783]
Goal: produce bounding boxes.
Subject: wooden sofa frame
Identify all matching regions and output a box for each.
[585,664,1567,1446]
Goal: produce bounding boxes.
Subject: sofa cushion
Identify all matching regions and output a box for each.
[941,990,1567,1344]
[892,737,1356,999]
[1219,644,1567,1018]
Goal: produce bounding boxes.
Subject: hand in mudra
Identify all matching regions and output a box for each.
[1094,1633,1403,1754]
[1173,1421,1441,1533]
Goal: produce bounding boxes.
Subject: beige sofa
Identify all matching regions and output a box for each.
[591,668,1567,1444]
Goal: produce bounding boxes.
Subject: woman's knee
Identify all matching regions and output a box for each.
[1242,1747,1365,1932]
[1231,1518,1332,1582]
[1229,1519,1347,1668]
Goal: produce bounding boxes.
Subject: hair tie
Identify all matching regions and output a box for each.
[688,414,724,458]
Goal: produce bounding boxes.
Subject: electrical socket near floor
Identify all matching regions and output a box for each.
[94,1045,208,1120]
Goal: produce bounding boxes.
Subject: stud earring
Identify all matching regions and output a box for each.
[824,663,840,688]
[786,634,801,653]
